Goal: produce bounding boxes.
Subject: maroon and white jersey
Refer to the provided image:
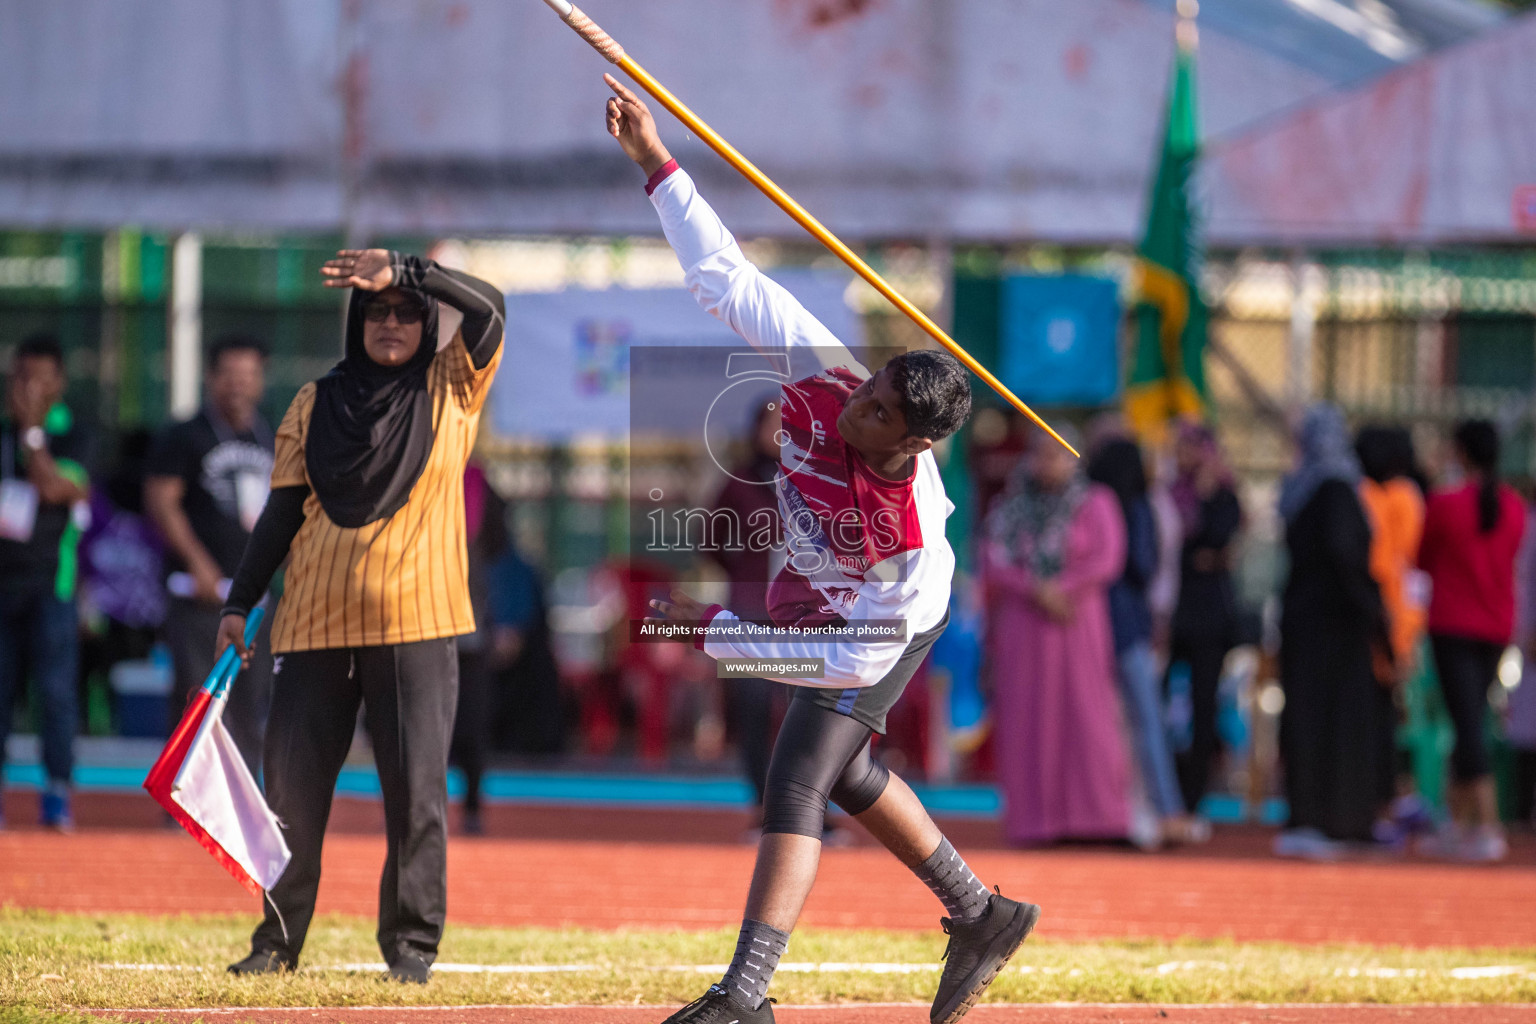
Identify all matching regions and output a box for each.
[648,164,954,689]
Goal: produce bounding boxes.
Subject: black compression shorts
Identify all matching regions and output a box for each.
[759,613,947,838]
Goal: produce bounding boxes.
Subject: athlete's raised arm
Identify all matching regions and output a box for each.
[606,74,864,377]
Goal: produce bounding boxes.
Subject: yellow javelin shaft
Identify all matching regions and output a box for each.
[545,1,1078,457]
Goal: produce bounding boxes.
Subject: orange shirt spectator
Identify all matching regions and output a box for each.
[1360,477,1425,682]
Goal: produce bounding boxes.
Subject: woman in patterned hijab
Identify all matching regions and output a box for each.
[983,425,1133,847]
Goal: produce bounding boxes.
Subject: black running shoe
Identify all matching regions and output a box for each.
[658,983,775,1023]
[227,949,295,976]
[930,892,1041,1024]
[388,952,432,984]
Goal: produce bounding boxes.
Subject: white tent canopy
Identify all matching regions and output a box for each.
[1206,11,1536,246]
[0,0,1502,242]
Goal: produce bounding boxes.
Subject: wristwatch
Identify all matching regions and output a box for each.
[21,426,46,452]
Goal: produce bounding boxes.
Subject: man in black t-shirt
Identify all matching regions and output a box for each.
[145,335,275,778]
[0,334,93,832]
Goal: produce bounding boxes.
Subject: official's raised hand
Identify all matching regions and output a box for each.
[321,249,395,291]
[605,73,671,176]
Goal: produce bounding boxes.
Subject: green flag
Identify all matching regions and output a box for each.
[1126,33,1206,440]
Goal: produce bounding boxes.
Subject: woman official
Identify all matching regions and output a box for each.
[217,249,504,982]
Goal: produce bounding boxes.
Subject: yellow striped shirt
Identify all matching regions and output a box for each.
[268,333,502,653]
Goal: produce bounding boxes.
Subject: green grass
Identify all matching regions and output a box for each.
[3,908,1536,1014]
[1,1011,103,1024]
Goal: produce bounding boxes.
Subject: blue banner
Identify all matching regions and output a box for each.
[999,274,1121,406]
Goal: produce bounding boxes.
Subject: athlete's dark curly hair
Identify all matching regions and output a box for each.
[887,349,972,442]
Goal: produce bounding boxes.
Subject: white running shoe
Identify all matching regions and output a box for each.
[1128,805,1164,852]
[1273,827,1344,862]
[1461,828,1509,864]
[1415,824,1465,861]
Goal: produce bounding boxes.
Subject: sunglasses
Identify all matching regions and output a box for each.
[361,299,425,325]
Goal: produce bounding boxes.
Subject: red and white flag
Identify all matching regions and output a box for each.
[144,610,289,897]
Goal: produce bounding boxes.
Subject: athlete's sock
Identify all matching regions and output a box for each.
[720,919,789,1009]
[913,836,991,921]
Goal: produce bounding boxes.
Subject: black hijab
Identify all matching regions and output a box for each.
[1355,425,1418,486]
[1087,437,1148,519]
[305,286,440,528]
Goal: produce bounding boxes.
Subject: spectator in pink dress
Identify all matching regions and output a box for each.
[984,426,1130,846]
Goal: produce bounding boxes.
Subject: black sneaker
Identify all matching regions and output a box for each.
[388,952,433,984]
[930,892,1041,1024]
[659,983,774,1023]
[227,949,295,976]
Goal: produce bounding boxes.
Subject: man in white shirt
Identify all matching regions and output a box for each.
[606,75,1040,1024]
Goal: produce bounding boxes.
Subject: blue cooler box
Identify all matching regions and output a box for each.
[111,658,173,738]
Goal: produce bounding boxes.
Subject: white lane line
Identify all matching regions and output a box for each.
[99,965,205,972]
[335,963,595,974]
[98,962,945,976]
[1156,960,1231,974]
[1449,965,1529,979]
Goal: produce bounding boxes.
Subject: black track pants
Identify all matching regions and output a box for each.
[251,637,458,967]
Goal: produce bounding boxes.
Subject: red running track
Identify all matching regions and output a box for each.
[5,795,1536,947]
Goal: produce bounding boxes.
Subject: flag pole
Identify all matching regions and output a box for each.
[204,606,266,701]
[540,0,1078,457]
[1168,0,1199,427]
[175,608,268,795]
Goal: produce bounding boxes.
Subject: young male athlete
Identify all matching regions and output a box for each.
[605,75,1041,1024]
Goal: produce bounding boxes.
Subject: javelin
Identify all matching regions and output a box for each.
[539,0,1078,456]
